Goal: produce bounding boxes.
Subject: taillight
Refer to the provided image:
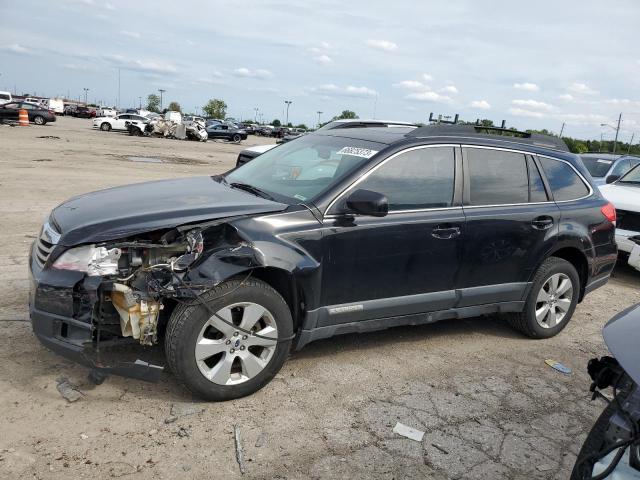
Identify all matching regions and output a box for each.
[601,202,616,223]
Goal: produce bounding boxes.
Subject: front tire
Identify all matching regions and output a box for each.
[100,122,111,131]
[506,257,579,338]
[232,133,241,142]
[165,278,293,401]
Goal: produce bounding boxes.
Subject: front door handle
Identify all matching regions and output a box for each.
[531,216,554,230]
[432,225,461,239]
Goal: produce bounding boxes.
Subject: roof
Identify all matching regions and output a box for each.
[319,119,418,131]
[406,124,569,152]
[315,126,416,145]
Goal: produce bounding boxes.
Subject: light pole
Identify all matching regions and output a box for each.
[158,89,166,111]
[284,100,292,127]
[139,96,142,109]
[83,88,89,105]
[317,111,322,129]
[601,113,622,155]
[254,107,259,123]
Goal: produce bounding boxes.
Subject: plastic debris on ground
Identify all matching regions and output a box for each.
[545,359,572,375]
[392,422,425,442]
[56,376,84,402]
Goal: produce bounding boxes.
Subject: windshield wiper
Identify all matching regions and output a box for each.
[229,182,275,200]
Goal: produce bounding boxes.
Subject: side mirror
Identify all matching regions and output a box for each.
[606,175,620,184]
[345,189,388,217]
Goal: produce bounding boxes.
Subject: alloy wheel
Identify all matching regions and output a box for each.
[195,302,278,385]
[34,116,44,125]
[535,273,573,328]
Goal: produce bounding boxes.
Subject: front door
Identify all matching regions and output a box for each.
[318,145,464,327]
[457,147,560,306]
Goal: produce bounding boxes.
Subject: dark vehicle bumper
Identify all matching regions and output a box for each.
[28,246,163,381]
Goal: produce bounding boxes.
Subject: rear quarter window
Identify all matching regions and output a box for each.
[539,157,590,201]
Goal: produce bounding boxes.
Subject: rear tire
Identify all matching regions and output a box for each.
[100,122,111,131]
[165,278,293,401]
[33,115,45,125]
[232,133,241,142]
[506,257,580,338]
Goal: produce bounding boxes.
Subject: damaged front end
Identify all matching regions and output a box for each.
[31,219,261,381]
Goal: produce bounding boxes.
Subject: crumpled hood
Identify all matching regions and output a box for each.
[599,184,640,212]
[603,303,640,385]
[51,176,287,246]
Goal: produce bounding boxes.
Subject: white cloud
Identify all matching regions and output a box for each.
[103,54,177,74]
[313,54,332,65]
[309,84,377,98]
[558,94,575,101]
[440,85,458,94]
[568,82,597,95]
[513,82,540,92]
[366,39,398,52]
[469,100,491,110]
[406,91,451,102]
[394,80,427,90]
[422,73,434,82]
[1,43,36,55]
[512,99,555,111]
[232,67,273,79]
[509,108,545,118]
[119,30,141,39]
[559,113,608,125]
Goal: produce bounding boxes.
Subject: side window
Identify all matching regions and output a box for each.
[528,156,548,202]
[611,159,632,177]
[539,157,590,201]
[355,147,455,211]
[466,148,528,206]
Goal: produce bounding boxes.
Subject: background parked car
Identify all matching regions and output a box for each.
[580,153,640,185]
[96,107,117,117]
[0,91,12,105]
[0,101,56,125]
[74,106,96,118]
[93,113,149,131]
[206,123,247,141]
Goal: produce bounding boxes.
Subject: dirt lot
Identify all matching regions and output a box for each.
[1,117,639,479]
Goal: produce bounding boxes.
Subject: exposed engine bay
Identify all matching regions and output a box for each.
[70,222,256,348]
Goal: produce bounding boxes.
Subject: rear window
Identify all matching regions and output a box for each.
[539,157,590,201]
[580,157,613,177]
[466,148,528,206]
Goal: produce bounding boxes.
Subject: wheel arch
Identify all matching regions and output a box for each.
[249,267,304,332]
[544,246,589,302]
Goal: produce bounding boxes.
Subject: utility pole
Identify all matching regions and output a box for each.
[600,133,604,152]
[83,88,89,104]
[558,122,565,138]
[317,111,322,128]
[627,133,635,155]
[284,100,292,127]
[613,113,622,156]
[117,68,121,108]
[158,89,166,111]
[254,108,259,122]
[139,96,142,109]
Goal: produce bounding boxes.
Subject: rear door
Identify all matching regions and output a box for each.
[458,146,559,306]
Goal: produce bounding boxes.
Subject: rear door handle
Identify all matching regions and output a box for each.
[532,216,554,230]
[431,225,461,239]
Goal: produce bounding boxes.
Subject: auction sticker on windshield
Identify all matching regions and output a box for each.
[337,147,378,158]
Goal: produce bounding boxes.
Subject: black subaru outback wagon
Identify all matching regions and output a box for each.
[29,124,617,400]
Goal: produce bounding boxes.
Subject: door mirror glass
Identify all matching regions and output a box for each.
[345,189,388,217]
[606,174,620,184]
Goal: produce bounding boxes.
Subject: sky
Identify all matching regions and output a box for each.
[1,0,639,140]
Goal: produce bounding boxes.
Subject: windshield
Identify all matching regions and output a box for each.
[581,157,613,177]
[225,134,386,203]
[618,163,640,184]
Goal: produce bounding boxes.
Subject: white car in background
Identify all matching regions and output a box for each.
[599,164,640,272]
[93,113,149,131]
[0,91,12,105]
[96,107,117,117]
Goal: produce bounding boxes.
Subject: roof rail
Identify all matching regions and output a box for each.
[406,124,569,152]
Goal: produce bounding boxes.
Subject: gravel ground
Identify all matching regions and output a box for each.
[1,117,639,479]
